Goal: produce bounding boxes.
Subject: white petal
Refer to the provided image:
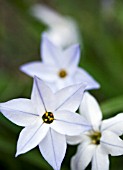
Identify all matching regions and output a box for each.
[55,83,87,112]
[0,99,37,126]
[92,145,109,170]
[20,61,58,81]
[71,155,78,170]
[101,130,123,156]
[55,76,74,91]
[71,143,96,170]
[67,132,90,145]
[41,34,62,67]
[101,113,123,136]
[31,77,55,115]
[62,44,80,68]
[66,134,83,145]
[79,92,102,131]
[39,128,66,170]
[30,4,64,27]
[31,5,81,48]
[16,119,49,156]
[74,68,100,90]
[51,110,91,136]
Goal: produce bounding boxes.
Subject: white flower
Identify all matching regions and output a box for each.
[20,35,100,92]
[68,92,123,170]
[30,4,81,48]
[0,76,91,170]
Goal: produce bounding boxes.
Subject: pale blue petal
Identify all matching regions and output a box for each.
[16,119,49,156]
[51,110,91,136]
[55,83,87,112]
[39,128,66,170]
[31,77,56,115]
[0,99,37,127]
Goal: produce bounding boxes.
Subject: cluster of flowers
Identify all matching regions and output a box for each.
[1,6,123,170]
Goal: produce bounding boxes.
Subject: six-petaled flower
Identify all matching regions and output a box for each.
[0,18,122,170]
[67,92,123,170]
[20,34,100,92]
[0,76,91,170]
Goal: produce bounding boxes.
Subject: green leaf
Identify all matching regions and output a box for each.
[101,95,123,117]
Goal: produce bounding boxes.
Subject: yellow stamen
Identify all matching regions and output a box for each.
[58,69,67,78]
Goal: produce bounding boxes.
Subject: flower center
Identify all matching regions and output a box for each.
[58,69,67,78]
[42,112,54,124]
[89,131,101,145]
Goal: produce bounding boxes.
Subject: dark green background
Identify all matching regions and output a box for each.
[0,0,123,169]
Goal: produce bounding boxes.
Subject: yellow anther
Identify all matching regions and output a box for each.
[42,112,54,124]
[58,69,67,78]
[89,131,101,145]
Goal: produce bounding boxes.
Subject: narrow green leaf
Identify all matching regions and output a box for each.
[101,95,123,117]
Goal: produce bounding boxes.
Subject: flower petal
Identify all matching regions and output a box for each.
[71,143,96,170]
[101,113,123,136]
[31,77,55,114]
[20,61,58,81]
[92,145,109,170]
[0,99,37,126]
[55,83,87,112]
[39,128,66,170]
[16,119,49,156]
[62,44,80,68]
[55,76,74,90]
[74,68,100,90]
[66,134,83,145]
[101,130,123,156]
[79,92,102,131]
[41,34,62,67]
[31,4,81,48]
[51,110,91,136]
[67,129,92,145]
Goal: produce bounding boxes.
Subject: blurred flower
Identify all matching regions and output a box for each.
[30,4,81,48]
[67,92,123,170]
[101,0,115,16]
[20,35,100,92]
[0,76,91,170]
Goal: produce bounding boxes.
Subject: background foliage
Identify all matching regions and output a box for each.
[0,0,123,169]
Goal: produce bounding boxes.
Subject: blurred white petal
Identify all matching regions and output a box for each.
[41,34,62,66]
[62,44,80,68]
[74,68,100,90]
[20,61,58,81]
[20,35,99,91]
[30,4,81,48]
